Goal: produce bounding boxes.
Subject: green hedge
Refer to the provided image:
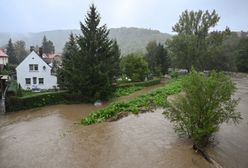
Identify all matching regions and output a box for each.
[6,91,84,112]
[6,79,161,112]
[117,78,160,88]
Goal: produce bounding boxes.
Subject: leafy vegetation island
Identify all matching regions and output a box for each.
[2,3,246,163]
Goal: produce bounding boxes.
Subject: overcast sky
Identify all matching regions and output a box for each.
[1,0,248,33]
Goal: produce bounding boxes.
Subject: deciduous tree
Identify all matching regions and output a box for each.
[14,40,28,64]
[120,53,148,82]
[164,69,241,147]
[167,10,230,71]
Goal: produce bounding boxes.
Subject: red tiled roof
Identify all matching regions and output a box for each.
[42,53,61,59]
[0,49,8,57]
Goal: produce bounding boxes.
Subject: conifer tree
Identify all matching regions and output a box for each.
[7,38,17,65]
[42,35,55,54]
[59,33,79,89]
[65,4,120,101]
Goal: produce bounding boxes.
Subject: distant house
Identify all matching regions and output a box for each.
[0,49,8,69]
[42,53,62,65]
[16,51,57,90]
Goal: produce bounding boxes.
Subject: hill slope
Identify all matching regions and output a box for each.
[0,27,171,55]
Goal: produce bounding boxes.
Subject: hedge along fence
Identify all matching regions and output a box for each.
[6,79,161,112]
[117,78,161,88]
[6,91,84,112]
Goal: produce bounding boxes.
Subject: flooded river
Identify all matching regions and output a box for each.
[0,78,247,168]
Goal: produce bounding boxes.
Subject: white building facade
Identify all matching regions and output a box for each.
[16,51,57,90]
[0,49,8,66]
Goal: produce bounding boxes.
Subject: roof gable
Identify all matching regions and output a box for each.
[16,51,51,71]
[0,49,8,57]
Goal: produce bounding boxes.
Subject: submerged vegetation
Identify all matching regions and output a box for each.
[113,86,143,97]
[81,78,182,125]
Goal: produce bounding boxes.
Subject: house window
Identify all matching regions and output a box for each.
[25,78,31,85]
[33,77,37,84]
[39,78,44,84]
[29,64,38,71]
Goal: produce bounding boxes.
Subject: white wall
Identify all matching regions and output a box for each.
[16,51,57,90]
[0,57,8,65]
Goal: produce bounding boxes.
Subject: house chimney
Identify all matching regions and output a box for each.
[3,48,7,54]
[30,46,35,52]
[39,47,43,58]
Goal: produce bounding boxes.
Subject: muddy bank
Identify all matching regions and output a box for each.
[207,76,248,168]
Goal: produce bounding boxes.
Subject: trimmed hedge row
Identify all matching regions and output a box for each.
[6,79,161,112]
[6,91,84,112]
[117,78,161,88]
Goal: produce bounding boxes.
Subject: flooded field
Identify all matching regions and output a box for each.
[0,78,247,168]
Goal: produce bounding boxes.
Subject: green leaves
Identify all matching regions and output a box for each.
[120,53,148,82]
[164,69,241,147]
[168,10,232,71]
[60,4,120,101]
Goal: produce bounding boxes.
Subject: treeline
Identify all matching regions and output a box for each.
[2,35,55,65]
[167,10,248,73]
[58,5,248,102]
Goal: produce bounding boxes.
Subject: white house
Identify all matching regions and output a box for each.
[16,51,57,90]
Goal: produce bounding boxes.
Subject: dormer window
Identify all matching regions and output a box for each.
[29,64,38,71]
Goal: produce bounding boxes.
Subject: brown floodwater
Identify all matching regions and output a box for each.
[207,75,248,168]
[0,78,247,168]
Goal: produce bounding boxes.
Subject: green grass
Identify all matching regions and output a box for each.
[21,90,63,98]
[113,86,143,97]
[81,78,182,125]
[8,80,18,93]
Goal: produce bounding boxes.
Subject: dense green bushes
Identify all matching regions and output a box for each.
[164,69,241,147]
[117,78,160,88]
[113,86,143,97]
[81,79,182,125]
[6,91,84,112]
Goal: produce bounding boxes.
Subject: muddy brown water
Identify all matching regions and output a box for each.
[0,78,247,168]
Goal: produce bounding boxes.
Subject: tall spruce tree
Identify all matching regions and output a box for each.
[42,35,55,54]
[7,38,17,65]
[59,33,79,89]
[66,4,120,101]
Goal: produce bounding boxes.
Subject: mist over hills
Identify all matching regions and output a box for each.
[0,27,171,55]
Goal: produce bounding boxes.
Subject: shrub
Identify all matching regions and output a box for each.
[164,69,241,147]
[120,53,148,82]
[117,78,160,88]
